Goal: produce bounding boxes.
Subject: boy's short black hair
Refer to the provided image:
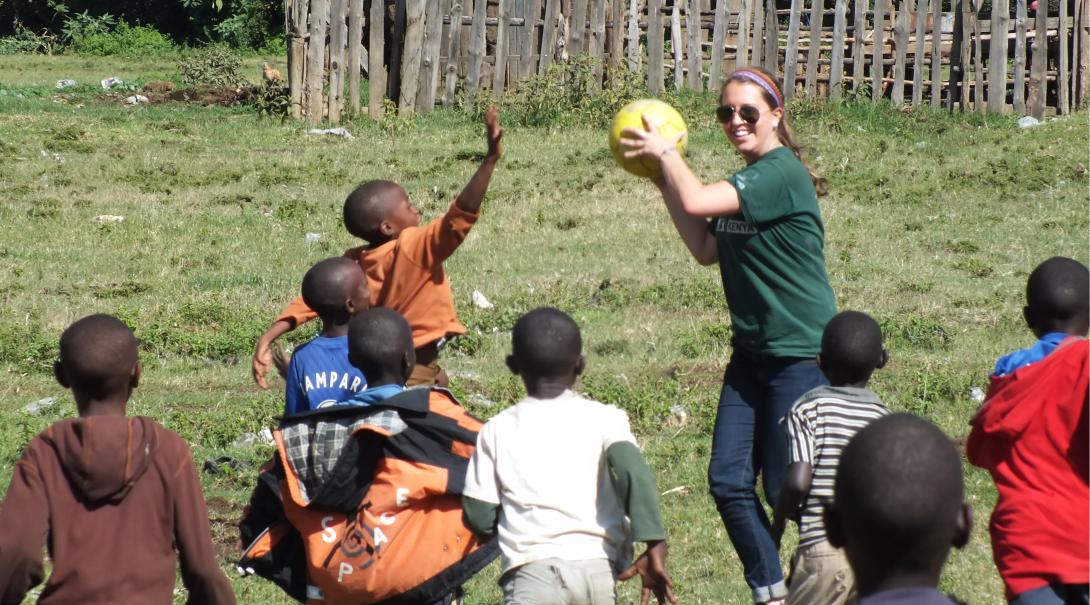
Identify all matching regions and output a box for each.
[820,310,885,384]
[301,257,364,319]
[343,180,405,242]
[347,308,413,380]
[58,314,138,400]
[833,413,964,577]
[511,307,582,379]
[1026,256,1089,324]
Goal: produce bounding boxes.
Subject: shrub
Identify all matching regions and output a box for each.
[69,21,174,56]
[179,45,245,87]
[0,21,59,55]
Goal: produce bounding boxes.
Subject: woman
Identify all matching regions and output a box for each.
[622,67,837,604]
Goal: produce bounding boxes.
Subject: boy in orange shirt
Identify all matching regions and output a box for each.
[253,107,503,388]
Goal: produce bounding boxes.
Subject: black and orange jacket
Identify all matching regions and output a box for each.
[238,387,498,604]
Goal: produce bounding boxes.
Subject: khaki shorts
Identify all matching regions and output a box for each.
[501,558,616,605]
[407,342,449,387]
[787,539,856,605]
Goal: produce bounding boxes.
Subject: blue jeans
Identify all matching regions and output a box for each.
[708,349,826,603]
[1011,584,1090,605]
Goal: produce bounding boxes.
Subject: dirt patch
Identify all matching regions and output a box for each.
[206,496,243,559]
[101,85,257,107]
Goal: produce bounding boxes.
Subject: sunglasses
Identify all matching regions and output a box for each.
[716,104,762,125]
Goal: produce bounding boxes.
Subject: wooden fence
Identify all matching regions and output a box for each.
[285,0,1089,123]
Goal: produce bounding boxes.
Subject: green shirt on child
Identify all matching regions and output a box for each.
[713,146,837,359]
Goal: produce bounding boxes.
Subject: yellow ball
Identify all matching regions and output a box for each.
[609,99,688,178]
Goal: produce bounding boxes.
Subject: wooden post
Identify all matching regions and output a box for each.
[609,0,625,74]
[329,0,348,123]
[368,0,386,119]
[1057,0,1069,113]
[783,0,803,97]
[738,0,752,66]
[648,0,665,91]
[389,0,407,100]
[709,0,730,88]
[972,0,984,111]
[418,0,444,110]
[929,0,941,106]
[512,0,527,76]
[288,0,309,119]
[539,0,560,72]
[494,0,512,99]
[627,0,642,70]
[891,0,909,104]
[524,0,544,76]
[443,0,464,105]
[805,0,824,95]
[399,0,426,115]
[911,0,927,106]
[589,0,607,86]
[306,0,330,124]
[829,0,847,99]
[1013,0,1027,112]
[672,1,684,89]
[687,0,704,89]
[1078,0,1089,108]
[348,0,364,115]
[988,0,1010,113]
[1027,0,1047,118]
[571,0,588,53]
[871,0,886,101]
[953,0,972,109]
[466,0,488,101]
[852,0,867,93]
[764,0,778,72]
[751,0,765,70]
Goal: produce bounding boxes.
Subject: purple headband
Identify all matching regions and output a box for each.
[731,69,783,108]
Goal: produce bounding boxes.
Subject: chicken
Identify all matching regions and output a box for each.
[262,62,283,84]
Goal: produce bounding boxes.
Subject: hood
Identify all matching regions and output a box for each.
[43,415,158,503]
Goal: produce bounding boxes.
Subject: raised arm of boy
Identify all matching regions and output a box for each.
[609,442,679,605]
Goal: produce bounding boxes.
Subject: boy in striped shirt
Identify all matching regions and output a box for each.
[772,310,891,605]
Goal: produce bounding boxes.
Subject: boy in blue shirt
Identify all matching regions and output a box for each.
[282,257,370,416]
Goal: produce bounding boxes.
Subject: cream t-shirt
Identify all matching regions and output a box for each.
[463,390,638,573]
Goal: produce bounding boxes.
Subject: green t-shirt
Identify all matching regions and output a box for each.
[712,146,837,358]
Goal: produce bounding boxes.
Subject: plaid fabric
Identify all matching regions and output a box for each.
[281,408,407,506]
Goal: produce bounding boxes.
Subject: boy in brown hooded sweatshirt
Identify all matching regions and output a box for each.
[0,314,236,605]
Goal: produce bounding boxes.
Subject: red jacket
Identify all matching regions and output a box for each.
[966,338,1089,599]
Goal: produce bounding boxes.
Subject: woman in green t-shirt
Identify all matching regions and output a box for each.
[621,67,837,604]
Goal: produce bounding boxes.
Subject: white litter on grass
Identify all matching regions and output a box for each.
[969,387,986,403]
[231,427,275,449]
[467,393,496,408]
[56,79,77,89]
[124,94,149,105]
[668,403,689,427]
[101,76,123,90]
[471,290,494,309]
[25,397,57,415]
[306,127,354,139]
[661,485,691,497]
[1017,116,1041,129]
[40,150,65,163]
[92,214,125,224]
[305,232,322,243]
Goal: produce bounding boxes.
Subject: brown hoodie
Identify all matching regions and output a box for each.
[0,416,236,605]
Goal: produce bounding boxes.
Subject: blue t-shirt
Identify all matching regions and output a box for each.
[992,332,1070,377]
[284,335,367,416]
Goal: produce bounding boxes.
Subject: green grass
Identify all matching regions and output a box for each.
[0,54,1087,604]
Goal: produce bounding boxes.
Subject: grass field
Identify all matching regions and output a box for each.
[0,54,1087,604]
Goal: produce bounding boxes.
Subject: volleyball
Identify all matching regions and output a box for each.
[608,99,688,178]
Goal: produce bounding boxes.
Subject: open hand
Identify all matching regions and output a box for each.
[618,541,679,605]
[619,113,686,166]
[252,342,273,389]
[485,106,504,159]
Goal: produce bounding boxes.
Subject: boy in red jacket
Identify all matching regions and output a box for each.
[0,314,235,605]
[966,256,1089,605]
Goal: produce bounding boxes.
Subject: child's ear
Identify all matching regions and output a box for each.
[823,503,845,548]
[344,298,360,315]
[877,349,890,369]
[54,361,70,389]
[952,502,972,550]
[401,350,415,383]
[379,220,396,237]
[505,354,520,376]
[574,355,586,377]
[131,361,142,390]
[1022,305,1036,331]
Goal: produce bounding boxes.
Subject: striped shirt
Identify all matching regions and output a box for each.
[784,385,889,548]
